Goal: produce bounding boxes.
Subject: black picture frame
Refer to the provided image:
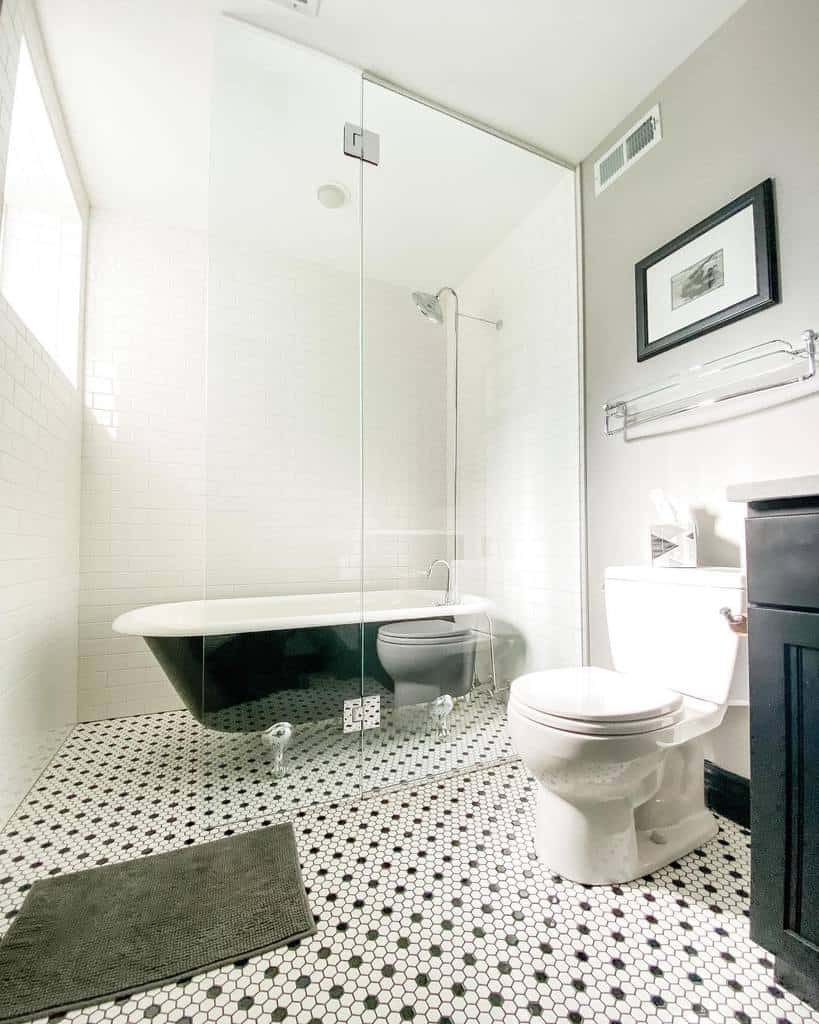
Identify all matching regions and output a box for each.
[635,178,779,362]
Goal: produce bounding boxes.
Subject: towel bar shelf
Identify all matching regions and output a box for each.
[604,329,817,437]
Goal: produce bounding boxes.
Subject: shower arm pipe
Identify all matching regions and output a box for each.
[436,286,460,602]
[458,311,503,329]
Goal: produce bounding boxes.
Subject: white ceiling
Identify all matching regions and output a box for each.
[34,0,746,237]
[210,19,567,287]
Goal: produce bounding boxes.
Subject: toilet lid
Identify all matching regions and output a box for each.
[511,667,683,723]
[378,619,473,643]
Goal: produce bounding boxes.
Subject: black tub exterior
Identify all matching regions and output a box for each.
[145,622,393,733]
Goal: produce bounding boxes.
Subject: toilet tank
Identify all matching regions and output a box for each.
[605,566,746,705]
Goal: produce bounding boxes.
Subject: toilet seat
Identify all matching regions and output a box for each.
[509,667,685,736]
[378,619,473,645]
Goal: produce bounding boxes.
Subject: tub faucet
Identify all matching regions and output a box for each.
[426,559,454,606]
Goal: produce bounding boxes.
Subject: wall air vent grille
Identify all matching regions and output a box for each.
[594,104,662,196]
[598,146,625,189]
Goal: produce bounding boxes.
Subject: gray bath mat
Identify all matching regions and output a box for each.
[0,823,315,1024]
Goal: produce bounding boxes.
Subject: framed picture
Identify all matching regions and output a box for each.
[635,178,779,361]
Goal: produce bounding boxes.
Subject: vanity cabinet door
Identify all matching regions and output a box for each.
[750,606,819,1005]
[746,513,819,609]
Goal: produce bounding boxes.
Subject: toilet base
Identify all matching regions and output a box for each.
[533,788,718,885]
[394,678,467,707]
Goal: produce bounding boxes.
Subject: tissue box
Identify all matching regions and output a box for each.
[651,523,697,567]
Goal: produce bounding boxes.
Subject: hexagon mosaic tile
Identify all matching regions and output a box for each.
[10,682,513,832]
[2,712,818,1024]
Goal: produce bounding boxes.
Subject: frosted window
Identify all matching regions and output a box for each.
[0,38,82,385]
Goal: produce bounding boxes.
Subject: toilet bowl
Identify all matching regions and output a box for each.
[508,566,745,885]
[377,619,476,707]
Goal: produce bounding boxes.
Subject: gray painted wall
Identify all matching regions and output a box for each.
[581,0,819,777]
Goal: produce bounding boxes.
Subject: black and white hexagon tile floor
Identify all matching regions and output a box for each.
[3,709,819,1024]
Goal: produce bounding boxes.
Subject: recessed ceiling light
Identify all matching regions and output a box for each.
[317,183,349,210]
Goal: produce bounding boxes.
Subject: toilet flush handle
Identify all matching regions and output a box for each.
[720,607,748,635]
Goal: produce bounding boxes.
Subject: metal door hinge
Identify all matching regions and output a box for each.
[344,123,380,166]
[343,695,380,733]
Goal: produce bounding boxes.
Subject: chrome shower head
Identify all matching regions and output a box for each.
[412,291,444,325]
[412,288,502,331]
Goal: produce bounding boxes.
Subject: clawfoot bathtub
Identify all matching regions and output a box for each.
[113,590,491,733]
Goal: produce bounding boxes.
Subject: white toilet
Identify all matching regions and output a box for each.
[508,565,745,885]
[377,619,476,707]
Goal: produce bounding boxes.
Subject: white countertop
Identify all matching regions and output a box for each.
[727,474,819,502]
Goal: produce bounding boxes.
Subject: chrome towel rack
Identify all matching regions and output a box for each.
[604,329,817,437]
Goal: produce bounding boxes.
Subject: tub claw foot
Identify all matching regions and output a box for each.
[429,694,454,739]
[263,721,293,779]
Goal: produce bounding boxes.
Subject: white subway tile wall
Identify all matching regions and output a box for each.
[80,224,450,720]
[363,277,450,591]
[209,242,449,598]
[80,214,207,721]
[0,0,84,821]
[457,175,583,681]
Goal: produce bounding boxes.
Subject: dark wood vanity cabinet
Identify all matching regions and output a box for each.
[745,498,819,1009]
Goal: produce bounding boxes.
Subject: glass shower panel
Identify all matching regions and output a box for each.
[199,19,364,829]
[360,81,583,791]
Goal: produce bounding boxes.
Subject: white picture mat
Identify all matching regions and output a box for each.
[646,204,758,345]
